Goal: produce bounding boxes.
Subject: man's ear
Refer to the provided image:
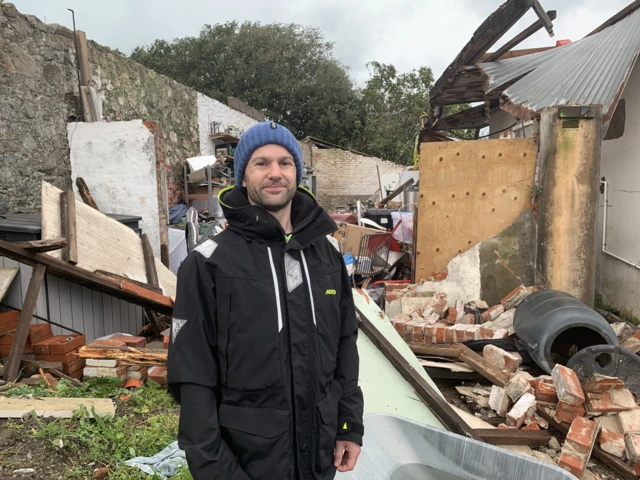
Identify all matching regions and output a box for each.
[242,178,247,188]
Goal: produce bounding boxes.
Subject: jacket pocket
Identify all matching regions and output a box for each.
[219,404,291,479]
[315,380,344,475]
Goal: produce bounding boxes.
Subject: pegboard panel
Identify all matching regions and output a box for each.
[416,138,537,280]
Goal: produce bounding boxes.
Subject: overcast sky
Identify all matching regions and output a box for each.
[12,0,631,85]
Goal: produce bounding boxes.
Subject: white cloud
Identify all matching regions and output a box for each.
[11,0,632,83]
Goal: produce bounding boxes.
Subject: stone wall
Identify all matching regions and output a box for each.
[307,144,405,212]
[0,2,258,214]
[0,3,77,214]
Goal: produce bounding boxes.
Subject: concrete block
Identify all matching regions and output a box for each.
[552,364,585,406]
[582,373,625,393]
[565,417,598,456]
[483,344,522,374]
[505,371,535,402]
[85,359,120,368]
[555,402,586,424]
[506,392,536,428]
[489,385,510,416]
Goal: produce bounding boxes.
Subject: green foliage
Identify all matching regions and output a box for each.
[5,380,191,479]
[131,22,360,145]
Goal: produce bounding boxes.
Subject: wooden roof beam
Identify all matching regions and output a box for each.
[484,10,557,63]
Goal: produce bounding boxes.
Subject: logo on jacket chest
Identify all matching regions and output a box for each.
[284,253,303,292]
[325,289,336,295]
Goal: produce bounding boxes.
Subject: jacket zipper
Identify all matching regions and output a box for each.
[267,247,284,332]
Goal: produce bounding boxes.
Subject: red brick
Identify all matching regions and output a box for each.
[445,308,457,325]
[552,364,585,406]
[558,452,585,478]
[0,344,33,355]
[33,336,61,355]
[444,328,455,343]
[34,350,79,364]
[565,417,598,456]
[163,335,169,349]
[412,325,424,343]
[500,285,530,310]
[62,358,86,375]
[0,311,19,326]
[506,393,537,428]
[480,327,495,340]
[522,421,540,431]
[483,345,522,374]
[555,402,586,424]
[109,334,147,348]
[535,380,559,404]
[635,462,640,476]
[87,339,128,349]
[456,313,475,325]
[422,327,434,345]
[0,321,18,335]
[583,374,625,393]
[434,326,446,344]
[149,366,167,385]
[434,271,447,281]
[433,299,448,318]
[0,324,53,346]
[49,334,86,355]
[480,304,504,323]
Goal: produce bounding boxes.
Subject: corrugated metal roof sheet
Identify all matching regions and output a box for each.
[478,7,640,124]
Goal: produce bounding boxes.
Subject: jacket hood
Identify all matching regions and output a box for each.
[218,186,337,248]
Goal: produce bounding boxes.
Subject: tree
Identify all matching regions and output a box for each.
[131,22,360,145]
[351,62,434,165]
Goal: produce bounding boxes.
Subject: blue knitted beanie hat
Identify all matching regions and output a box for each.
[234,121,303,191]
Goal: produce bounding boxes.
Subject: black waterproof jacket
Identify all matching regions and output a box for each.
[167,186,364,480]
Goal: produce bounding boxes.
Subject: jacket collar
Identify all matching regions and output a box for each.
[219,186,337,249]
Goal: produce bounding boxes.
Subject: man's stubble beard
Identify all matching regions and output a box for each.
[246,182,296,212]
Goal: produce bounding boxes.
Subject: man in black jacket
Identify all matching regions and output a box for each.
[167,121,364,480]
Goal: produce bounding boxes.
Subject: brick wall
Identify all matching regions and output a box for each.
[309,146,406,212]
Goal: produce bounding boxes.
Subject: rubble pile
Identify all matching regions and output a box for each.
[386,284,536,345]
[82,334,153,381]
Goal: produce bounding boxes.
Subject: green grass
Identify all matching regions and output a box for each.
[2,378,193,479]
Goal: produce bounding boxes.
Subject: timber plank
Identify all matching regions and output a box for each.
[41,181,176,298]
[473,429,550,447]
[0,396,115,419]
[60,190,78,264]
[13,238,67,253]
[3,264,46,383]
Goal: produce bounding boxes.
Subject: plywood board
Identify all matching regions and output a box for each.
[0,267,19,303]
[416,138,537,279]
[41,182,176,298]
[0,396,115,418]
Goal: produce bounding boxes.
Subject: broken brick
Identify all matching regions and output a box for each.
[558,449,586,478]
[505,371,535,402]
[149,366,167,385]
[618,408,640,434]
[489,385,510,417]
[600,428,626,458]
[480,304,505,323]
[626,433,640,461]
[455,299,465,320]
[445,307,457,325]
[586,389,636,414]
[565,417,598,456]
[432,299,448,318]
[621,331,640,354]
[555,402,586,424]
[483,344,522,374]
[501,285,535,310]
[611,322,635,344]
[492,328,509,339]
[582,373,625,393]
[535,379,559,404]
[506,393,537,428]
[552,364,585,406]
[522,421,541,431]
[455,313,475,325]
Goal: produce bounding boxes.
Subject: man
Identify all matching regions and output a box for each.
[168,121,364,480]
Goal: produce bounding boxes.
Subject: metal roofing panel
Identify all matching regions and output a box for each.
[478,7,640,122]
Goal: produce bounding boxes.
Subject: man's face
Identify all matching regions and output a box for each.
[242,144,297,211]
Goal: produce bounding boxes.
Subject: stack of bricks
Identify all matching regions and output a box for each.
[33,332,87,380]
[0,311,53,356]
[388,285,537,346]
[83,334,147,380]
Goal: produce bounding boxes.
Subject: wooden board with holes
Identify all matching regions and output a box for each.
[41,181,176,298]
[0,396,115,418]
[416,138,537,279]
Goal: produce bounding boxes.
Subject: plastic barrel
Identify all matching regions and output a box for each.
[514,290,618,374]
